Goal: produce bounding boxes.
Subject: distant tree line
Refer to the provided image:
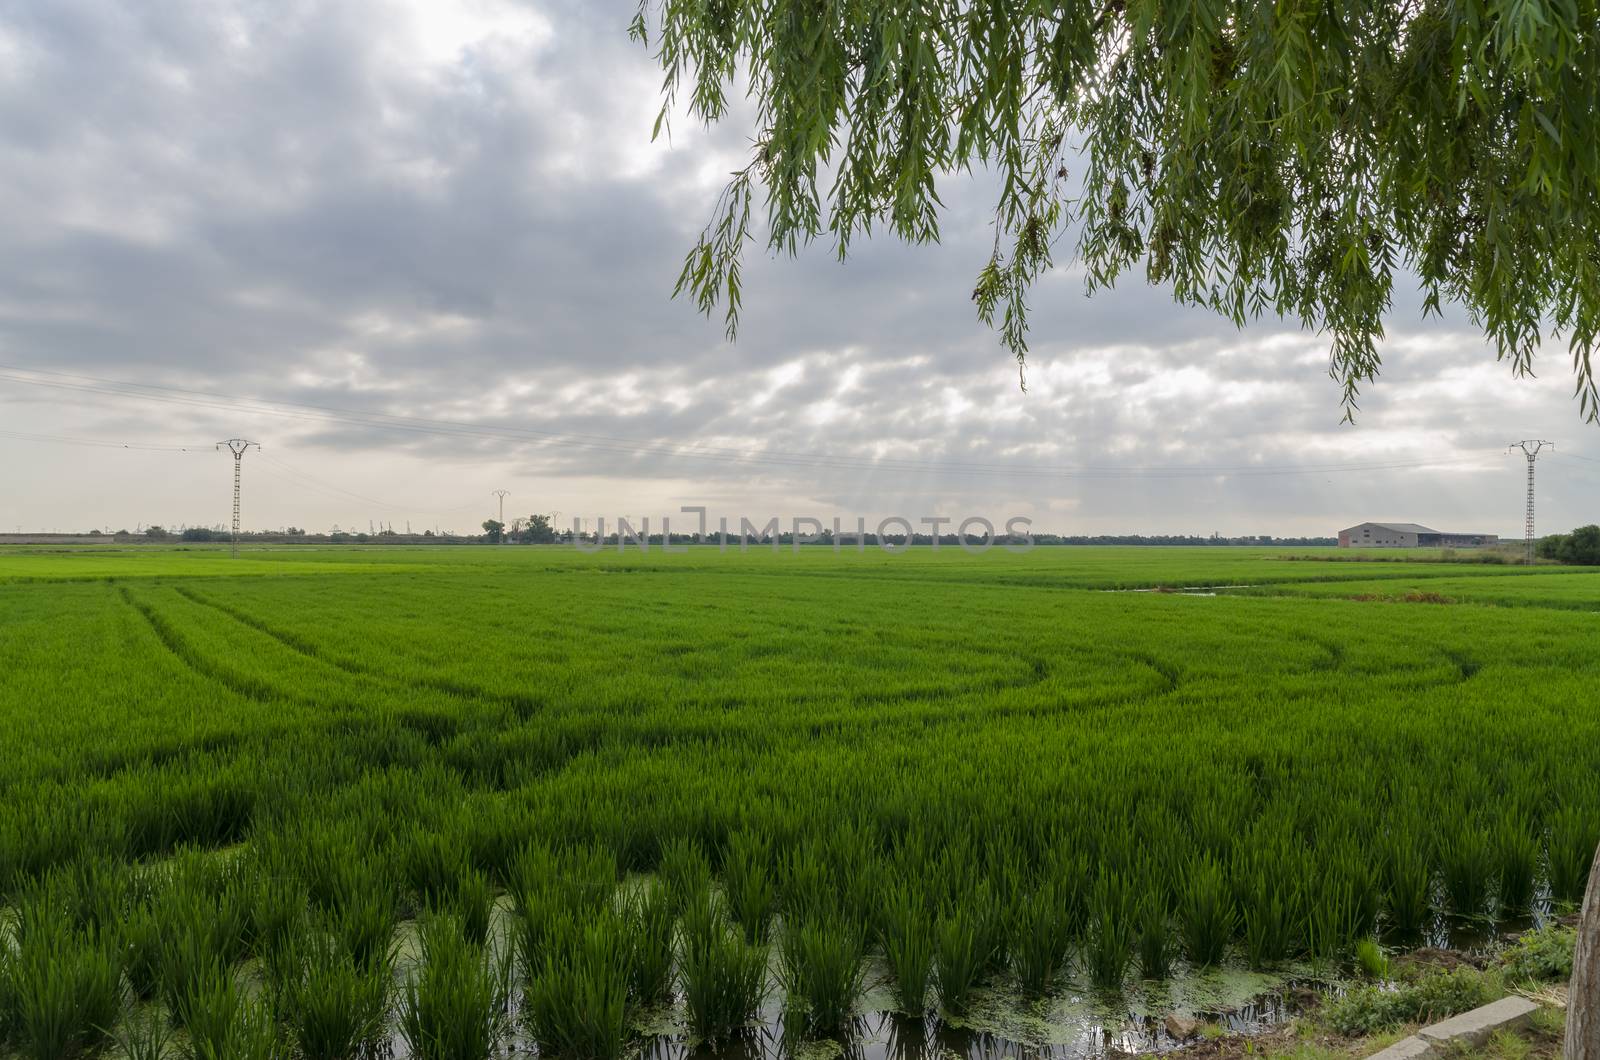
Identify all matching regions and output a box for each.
[562,530,1335,548]
[1538,525,1600,566]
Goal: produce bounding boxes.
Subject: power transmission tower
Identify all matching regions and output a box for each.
[492,490,510,542]
[1508,440,1553,564]
[215,439,260,558]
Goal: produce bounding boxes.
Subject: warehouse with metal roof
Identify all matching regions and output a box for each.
[1337,522,1499,548]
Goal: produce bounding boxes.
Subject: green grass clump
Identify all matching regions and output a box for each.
[679,895,769,1043]
[1323,970,1496,1036]
[400,915,511,1060]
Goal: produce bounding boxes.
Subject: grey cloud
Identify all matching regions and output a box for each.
[0,0,1591,536]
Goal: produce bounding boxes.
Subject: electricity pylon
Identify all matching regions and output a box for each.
[216,439,260,558]
[1508,440,1553,564]
[492,490,510,542]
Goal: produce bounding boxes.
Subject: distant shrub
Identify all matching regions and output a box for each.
[1539,525,1600,565]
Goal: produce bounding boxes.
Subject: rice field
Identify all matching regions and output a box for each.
[0,544,1596,1059]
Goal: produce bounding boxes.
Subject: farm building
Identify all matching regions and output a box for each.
[1337,522,1500,548]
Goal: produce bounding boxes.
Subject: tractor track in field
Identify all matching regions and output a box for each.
[171,585,546,722]
[1294,634,1346,672]
[119,587,287,705]
[1440,648,1484,682]
[1123,650,1183,694]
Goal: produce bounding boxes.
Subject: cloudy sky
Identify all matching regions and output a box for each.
[0,0,1595,538]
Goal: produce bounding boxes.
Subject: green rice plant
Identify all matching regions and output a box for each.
[1085,871,1134,991]
[153,860,254,1015]
[322,860,399,972]
[780,842,832,926]
[1305,870,1358,962]
[112,1006,174,1060]
[878,880,934,1016]
[679,894,769,1043]
[658,836,712,913]
[247,873,308,964]
[1548,802,1598,902]
[62,855,131,934]
[625,880,675,1003]
[510,841,615,980]
[933,903,989,1014]
[723,829,777,942]
[1176,854,1236,968]
[1379,822,1433,937]
[1331,835,1383,941]
[1438,820,1494,918]
[1353,938,1389,978]
[1237,843,1300,968]
[523,908,631,1060]
[561,843,620,915]
[281,928,392,1060]
[1492,817,1539,917]
[1135,886,1172,980]
[779,913,867,1034]
[0,933,17,1050]
[120,904,166,1000]
[9,909,122,1060]
[405,827,470,908]
[448,867,494,947]
[1011,882,1073,993]
[400,915,511,1060]
[172,957,278,1060]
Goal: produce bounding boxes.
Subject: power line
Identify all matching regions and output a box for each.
[0,428,208,453]
[254,452,484,515]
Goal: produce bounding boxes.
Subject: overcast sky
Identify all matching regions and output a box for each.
[0,0,1595,537]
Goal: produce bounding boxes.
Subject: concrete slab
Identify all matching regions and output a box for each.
[1366,1034,1433,1060]
[1417,996,1540,1049]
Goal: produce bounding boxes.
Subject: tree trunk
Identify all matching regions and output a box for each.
[1568,839,1600,1060]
